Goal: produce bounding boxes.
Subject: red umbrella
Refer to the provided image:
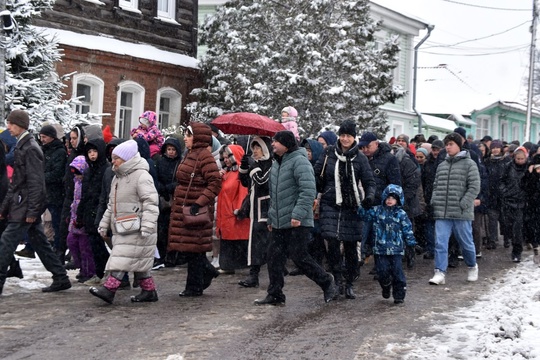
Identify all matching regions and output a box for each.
[211,112,286,137]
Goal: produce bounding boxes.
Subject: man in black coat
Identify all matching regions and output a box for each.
[40,125,66,253]
[0,110,71,294]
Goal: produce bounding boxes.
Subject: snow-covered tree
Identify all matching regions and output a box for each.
[189,0,404,137]
[2,0,95,130]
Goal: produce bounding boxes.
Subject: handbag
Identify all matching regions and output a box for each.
[182,154,212,228]
[113,183,141,235]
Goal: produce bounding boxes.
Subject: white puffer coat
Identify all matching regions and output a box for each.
[99,153,159,272]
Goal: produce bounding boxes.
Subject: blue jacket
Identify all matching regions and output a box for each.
[358,184,416,256]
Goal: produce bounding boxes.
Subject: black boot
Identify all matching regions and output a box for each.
[333,273,344,295]
[238,274,259,288]
[131,290,158,302]
[345,283,356,299]
[7,258,23,279]
[89,286,115,304]
[42,277,72,292]
[203,262,220,290]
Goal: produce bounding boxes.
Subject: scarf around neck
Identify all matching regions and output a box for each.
[334,145,362,208]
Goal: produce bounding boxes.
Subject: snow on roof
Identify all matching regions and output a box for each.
[420,114,457,132]
[474,100,540,117]
[37,26,199,70]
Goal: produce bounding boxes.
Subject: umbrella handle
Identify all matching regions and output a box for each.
[245,135,251,153]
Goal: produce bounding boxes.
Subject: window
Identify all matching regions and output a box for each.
[475,116,489,139]
[501,122,508,141]
[157,0,175,19]
[116,81,145,139]
[119,0,140,13]
[72,74,104,115]
[512,124,520,142]
[156,87,181,129]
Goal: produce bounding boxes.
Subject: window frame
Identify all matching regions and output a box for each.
[156,87,181,129]
[157,0,176,20]
[119,0,141,13]
[71,73,104,115]
[115,81,145,139]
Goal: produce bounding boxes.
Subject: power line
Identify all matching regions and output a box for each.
[420,44,530,56]
[423,20,530,49]
[440,0,530,11]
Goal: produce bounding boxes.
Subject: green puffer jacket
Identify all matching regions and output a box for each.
[268,148,316,229]
[431,150,480,221]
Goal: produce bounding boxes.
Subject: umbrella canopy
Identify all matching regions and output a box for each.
[211,112,285,137]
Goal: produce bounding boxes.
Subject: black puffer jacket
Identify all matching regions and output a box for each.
[95,139,125,227]
[314,142,376,242]
[366,142,402,204]
[499,160,528,209]
[484,155,510,209]
[155,137,182,201]
[393,147,421,218]
[77,138,109,233]
[42,138,66,206]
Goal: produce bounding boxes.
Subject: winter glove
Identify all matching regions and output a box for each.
[141,231,151,238]
[240,154,250,170]
[74,219,84,229]
[361,197,374,209]
[190,203,201,216]
[98,227,107,238]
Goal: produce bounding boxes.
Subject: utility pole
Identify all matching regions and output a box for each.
[525,0,538,143]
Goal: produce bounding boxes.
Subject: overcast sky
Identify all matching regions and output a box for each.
[373,0,534,115]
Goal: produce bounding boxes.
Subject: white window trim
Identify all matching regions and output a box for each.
[72,73,104,115]
[501,121,508,142]
[156,87,182,128]
[115,80,145,138]
[119,0,141,14]
[157,0,176,20]
[83,0,105,5]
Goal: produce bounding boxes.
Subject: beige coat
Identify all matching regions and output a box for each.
[99,153,159,272]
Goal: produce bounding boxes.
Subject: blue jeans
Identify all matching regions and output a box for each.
[0,220,68,287]
[434,219,476,272]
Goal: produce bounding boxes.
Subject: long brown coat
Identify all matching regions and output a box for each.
[168,123,221,253]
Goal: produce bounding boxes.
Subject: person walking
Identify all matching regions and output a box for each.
[358,184,416,304]
[428,133,480,285]
[314,120,376,299]
[168,123,222,297]
[90,140,160,304]
[254,130,338,306]
[238,136,273,287]
[0,109,71,294]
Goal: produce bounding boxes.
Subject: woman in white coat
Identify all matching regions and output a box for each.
[90,140,160,304]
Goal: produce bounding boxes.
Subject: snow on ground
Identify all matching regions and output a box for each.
[381,253,540,360]
[5,249,540,359]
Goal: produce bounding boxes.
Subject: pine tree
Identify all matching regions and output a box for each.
[189,0,404,137]
[3,0,92,130]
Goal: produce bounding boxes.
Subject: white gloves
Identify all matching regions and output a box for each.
[98,227,107,238]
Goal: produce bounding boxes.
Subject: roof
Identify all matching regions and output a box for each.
[472,100,540,117]
[37,27,199,69]
[420,114,457,132]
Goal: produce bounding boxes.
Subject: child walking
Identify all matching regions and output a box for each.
[67,155,96,283]
[358,184,416,304]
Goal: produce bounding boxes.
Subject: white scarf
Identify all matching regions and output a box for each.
[334,149,362,207]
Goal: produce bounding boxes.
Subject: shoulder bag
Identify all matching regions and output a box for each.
[182,155,211,228]
[113,183,141,235]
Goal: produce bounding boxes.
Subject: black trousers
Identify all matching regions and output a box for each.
[266,227,331,300]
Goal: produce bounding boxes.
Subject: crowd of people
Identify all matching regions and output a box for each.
[1,106,540,307]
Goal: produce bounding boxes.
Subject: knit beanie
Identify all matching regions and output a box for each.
[112,139,138,161]
[7,109,30,130]
[317,130,337,146]
[39,125,57,139]
[338,120,357,138]
[273,130,297,149]
[416,148,428,157]
[431,139,444,149]
[281,106,298,118]
[453,127,467,139]
[490,140,503,150]
[444,132,463,149]
[396,134,410,144]
[84,124,104,141]
[515,146,529,157]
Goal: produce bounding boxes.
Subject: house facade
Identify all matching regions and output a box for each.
[198,0,430,140]
[471,101,540,144]
[33,0,201,137]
